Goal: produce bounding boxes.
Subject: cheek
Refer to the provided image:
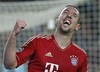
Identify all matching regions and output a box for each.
[57,18,63,24]
[73,18,78,23]
[70,23,77,29]
[71,21,78,27]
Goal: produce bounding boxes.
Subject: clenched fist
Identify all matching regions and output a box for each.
[12,20,26,36]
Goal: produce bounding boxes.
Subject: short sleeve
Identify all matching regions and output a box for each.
[78,54,88,72]
[16,36,37,67]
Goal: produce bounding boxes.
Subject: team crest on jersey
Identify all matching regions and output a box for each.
[70,55,78,66]
[17,48,24,52]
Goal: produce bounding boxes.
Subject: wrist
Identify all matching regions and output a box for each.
[11,31,17,37]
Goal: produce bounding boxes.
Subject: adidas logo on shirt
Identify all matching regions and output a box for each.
[45,52,53,57]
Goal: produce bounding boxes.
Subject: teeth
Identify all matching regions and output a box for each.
[64,20,70,25]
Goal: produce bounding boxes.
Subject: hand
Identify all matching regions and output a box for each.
[12,20,26,36]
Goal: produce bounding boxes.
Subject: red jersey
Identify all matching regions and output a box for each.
[16,34,88,72]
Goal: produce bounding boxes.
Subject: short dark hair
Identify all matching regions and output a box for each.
[65,5,79,12]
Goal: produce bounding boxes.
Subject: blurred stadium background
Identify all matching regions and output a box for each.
[0,0,99,72]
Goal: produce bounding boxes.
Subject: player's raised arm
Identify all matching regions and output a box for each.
[3,20,26,69]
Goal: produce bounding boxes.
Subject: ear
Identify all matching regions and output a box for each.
[75,24,80,30]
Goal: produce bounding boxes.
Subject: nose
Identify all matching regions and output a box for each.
[67,14,72,19]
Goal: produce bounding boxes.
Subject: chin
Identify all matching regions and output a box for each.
[60,27,71,35]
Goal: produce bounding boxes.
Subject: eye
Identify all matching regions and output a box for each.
[73,13,78,18]
[63,11,69,14]
[74,15,77,18]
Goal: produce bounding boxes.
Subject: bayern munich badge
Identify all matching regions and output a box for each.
[70,55,78,66]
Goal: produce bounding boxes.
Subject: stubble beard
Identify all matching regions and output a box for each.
[59,26,71,35]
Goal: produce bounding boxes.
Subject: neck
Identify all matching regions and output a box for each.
[54,30,72,49]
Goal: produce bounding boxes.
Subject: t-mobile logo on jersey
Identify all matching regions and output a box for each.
[45,62,59,72]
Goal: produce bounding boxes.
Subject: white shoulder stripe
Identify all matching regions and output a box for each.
[72,42,87,55]
[21,35,37,47]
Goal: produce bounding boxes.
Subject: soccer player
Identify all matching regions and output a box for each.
[3,5,88,72]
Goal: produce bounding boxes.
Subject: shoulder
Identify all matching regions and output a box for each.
[72,42,87,56]
[24,34,52,44]
[36,34,52,40]
[22,34,53,47]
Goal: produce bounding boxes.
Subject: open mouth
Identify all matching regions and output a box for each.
[64,20,70,25]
